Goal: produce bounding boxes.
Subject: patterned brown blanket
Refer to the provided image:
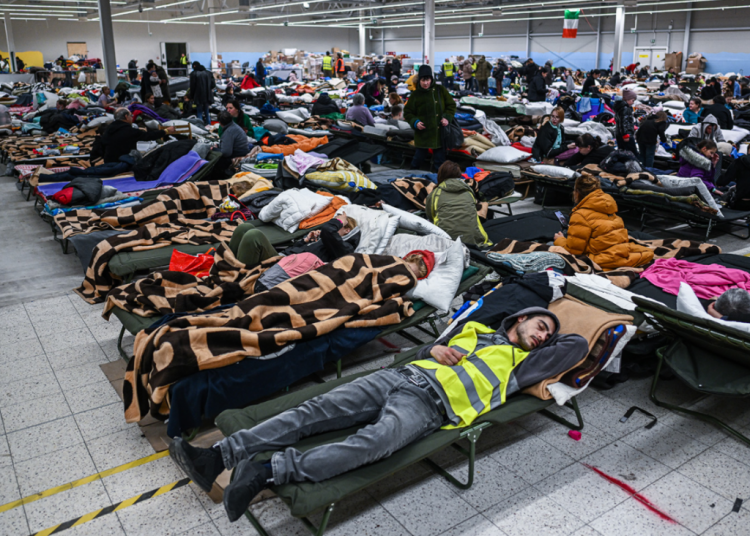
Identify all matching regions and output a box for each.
[124,254,418,423]
[55,181,230,238]
[103,244,279,319]
[489,238,721,288]
[75,220,240,304]
[392,178,436,209]
[67,181,242,304]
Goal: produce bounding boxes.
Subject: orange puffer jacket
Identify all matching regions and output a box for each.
[554,189,654,269]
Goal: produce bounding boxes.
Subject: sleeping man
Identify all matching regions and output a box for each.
[707,288,750,323]
[170,275,588,522]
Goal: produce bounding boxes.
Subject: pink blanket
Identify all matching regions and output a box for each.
[640,258,750,299]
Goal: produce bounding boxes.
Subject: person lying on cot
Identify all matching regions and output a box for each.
[707,288,750,323]
[228,212,359,266]
[170,301,588,522]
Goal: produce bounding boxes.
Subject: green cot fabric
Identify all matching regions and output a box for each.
[661,340,750,397]
[566,284,646,327]
[215,344,553,518]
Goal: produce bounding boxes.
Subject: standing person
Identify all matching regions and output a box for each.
[470,57,478,91]
[636,111,668,168]
[391,56,401,78]
[492,60,505,91]
[180,53,188,75]
[475,55,491,95]
[442,59,454,90]
[140,62,159,105]
[128,59,138,83]
[321,51,333,78]
[460,60,473,92]
[334,53,346,78]
[615,89,639,157]
[403,65,456,171]
[189,61,215,126]
[255,58,266,85]
[155,63,171,105]
[683,97,703,124]
[526,63,547,102]
[383,58,393,82]
[15,57,24,72]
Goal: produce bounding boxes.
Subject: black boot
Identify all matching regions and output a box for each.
[169,437,225,493]
[223,459,272,522]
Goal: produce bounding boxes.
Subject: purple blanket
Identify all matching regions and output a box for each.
[38,151,207,197]
[128,103,167,123]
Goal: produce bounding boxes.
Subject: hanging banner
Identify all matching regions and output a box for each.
[563,10,580,38]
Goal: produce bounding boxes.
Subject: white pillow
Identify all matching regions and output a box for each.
[531,165,580,179]
[477,146,530,164]
[380,203,451,239]
[662,100,685,110]
[676,282,750,335]
[407,239,465,312]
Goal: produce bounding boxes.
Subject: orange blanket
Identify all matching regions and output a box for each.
[263,135,329,156]
[299,192,348,229]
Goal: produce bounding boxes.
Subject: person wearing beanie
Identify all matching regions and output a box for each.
[403,65,456,171]
[170,282,588,522]
[614,89,639,158]
[403,250,435,279]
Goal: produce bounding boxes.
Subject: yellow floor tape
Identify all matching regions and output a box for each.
[31,477,191,536]
[0,450,170,513]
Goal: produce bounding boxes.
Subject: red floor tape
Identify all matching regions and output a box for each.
[583,464,677,523]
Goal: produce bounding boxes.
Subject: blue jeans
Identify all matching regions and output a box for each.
[196,103,211,125]
[218,369,444,485]
[638,143,657,168]
[411,147,446,171]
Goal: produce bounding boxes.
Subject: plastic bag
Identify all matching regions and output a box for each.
[169,248,215,277]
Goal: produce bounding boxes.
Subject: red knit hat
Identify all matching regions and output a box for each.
[405,250,436,280]
[51,187,74,205]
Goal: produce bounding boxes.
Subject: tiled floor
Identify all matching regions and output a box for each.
[0,292,749,536]
[2,173,750,535]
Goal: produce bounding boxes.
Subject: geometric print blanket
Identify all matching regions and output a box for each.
[74,220,240,304]
[54,181,232,238]
[102,243,280,319]
[123,253,418,423]
[67,181,241,303]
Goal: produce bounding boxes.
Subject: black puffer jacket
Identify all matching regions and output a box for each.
[600,148,642,175]
[531,120,566,160]
[133,139,197,181]
[311,93,339,116]
[614,100,635,140]
[700,103,734,131]
[527,70,547,102]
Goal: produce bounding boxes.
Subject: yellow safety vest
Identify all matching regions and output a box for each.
[180,56,187,65]
[471,62,477,77]
[443,62,454,76]
[411,322,530,428]
[322,56,332,70]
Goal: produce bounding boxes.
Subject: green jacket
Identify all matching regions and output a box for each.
[425,179,491,247]
[403,82,456,149]
[475,59,491,81]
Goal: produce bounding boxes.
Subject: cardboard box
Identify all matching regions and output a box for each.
[685,53,706,74]
[664,52,683,70]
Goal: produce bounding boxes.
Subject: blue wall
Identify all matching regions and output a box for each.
[191,51,266,70]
